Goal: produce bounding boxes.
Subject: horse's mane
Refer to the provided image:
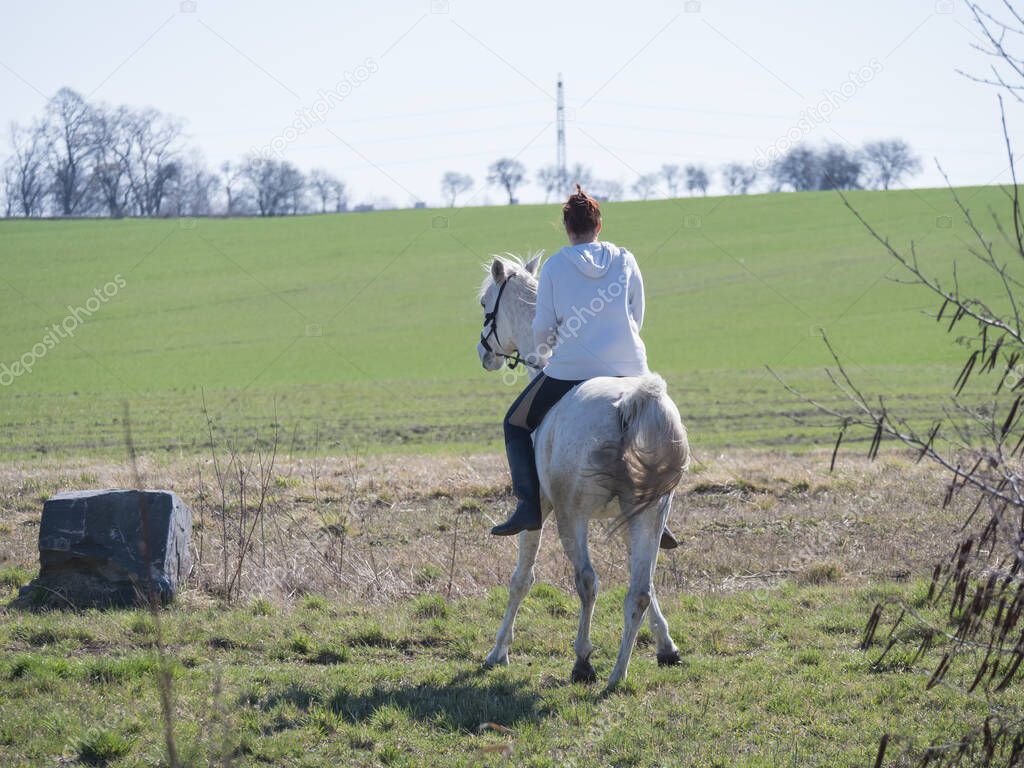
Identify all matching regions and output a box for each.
[477,251,542,302]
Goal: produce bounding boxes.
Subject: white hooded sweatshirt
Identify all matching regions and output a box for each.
[532,241,649,380]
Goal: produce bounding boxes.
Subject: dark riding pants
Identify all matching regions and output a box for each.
[505,373,584,433]
[504,374,584,507]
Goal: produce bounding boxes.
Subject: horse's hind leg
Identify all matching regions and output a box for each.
[648,590,680,665]
[557,512,598,684]
[647,496,681,665]
[620,495,680,668]
[607,505,662,689]
[485,528,542,667]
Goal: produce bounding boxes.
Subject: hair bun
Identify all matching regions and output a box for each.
[563,183,601,236]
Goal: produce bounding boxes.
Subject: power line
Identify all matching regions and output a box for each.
[188,99,549,139]
[583,98,1016,134]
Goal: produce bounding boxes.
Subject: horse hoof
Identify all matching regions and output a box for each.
[571,659,597,684]
[657,650,681,666]
[483,653,509,669]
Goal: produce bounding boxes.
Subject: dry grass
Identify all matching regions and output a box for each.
[0,449,966,606]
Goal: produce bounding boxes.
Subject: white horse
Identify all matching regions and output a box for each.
[476,253,690,689]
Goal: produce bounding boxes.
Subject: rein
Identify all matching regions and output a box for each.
[480,275,541,371]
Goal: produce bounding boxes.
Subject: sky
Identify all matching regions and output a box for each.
[0,0,1018,208]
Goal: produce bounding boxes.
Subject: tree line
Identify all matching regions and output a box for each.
[469,139,920,206]
[2,88,347,218]
[2,87,922,217]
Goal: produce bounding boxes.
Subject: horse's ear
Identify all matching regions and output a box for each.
[524,252,542,276]
[490,258,506,284]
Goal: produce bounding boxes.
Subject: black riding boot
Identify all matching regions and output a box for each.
[491,427,542,536]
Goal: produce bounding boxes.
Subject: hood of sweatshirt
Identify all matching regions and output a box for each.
[558,241,621,278]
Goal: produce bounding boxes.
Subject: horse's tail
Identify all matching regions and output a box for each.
[590,373,689,524]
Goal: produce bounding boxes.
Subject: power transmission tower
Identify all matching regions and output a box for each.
[556,74,567,194]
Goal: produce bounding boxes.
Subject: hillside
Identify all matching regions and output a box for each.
[0,186,1006,458]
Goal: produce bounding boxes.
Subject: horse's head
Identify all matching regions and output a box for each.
[476,252,542,371]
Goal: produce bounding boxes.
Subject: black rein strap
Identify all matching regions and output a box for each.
[480,275,541,371]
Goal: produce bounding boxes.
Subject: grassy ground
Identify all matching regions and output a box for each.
[0,579,991,768]
[0,186,1010,458]
[2,186,1017,764]
[0,450,1005,766]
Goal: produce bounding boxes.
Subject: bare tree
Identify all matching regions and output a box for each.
[91,105,134,218]
[285,168,309,215]
[721,162,759,195]
[1,159,14,217]
[567,163,593,193]
[862,139,921,190]
[631,173,659,200]
[309,169,332,213]
[0,88,381,219]
[590,178,624,202]
[309,169,346,214]
[328,177,347,213]
[165,154,219,216]
[770,146,820,192]
[219,161,246,216]
[956,0,1024,101]
[661,163,682,197]
[440,171,473,207]
[44,88,97,216]
[536,165,564,203]
[685,164,709,196]
[6,120,49,217]
[817,143,862,190]
[783,138,1024,767]
[776,3,1024,763]
[487,158,526,205]
[241,155,306,216]
[118,107,183,216]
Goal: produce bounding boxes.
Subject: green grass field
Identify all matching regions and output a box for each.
[1,182,1016,768]
[0,578,997,767]
[0,186,1005,458]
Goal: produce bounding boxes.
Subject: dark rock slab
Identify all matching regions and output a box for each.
[17,489,191,608]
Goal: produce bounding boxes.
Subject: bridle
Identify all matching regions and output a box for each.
[480,275,540,371]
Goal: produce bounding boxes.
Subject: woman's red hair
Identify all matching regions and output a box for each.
[563,184,601,237]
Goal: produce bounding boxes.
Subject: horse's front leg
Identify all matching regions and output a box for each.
[607,506,662,689]
[484,527,543,667]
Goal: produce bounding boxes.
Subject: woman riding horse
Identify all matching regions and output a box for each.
[490,185,677,549]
